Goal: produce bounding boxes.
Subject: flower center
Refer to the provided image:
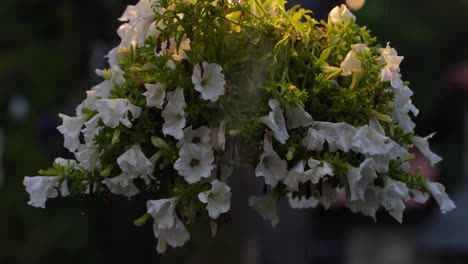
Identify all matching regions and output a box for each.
[193,137,200,143]
[190,159,200,167]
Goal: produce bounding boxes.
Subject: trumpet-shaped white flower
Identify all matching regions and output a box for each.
[147,198,178,229]
[352,117,393,155]
[198,180,232,219]
[412,133,442,166]
[302,127,326,151]
[391,85,418,133]
[346,158,377,201]
[347,187,381,220]
[118,0,157,47]
[305,158,334,184]
[81,115,102,146]
[153,217,190,254]
[315,121,357,152]
[287,193,319,209]
[260,99,289,144]
[24,176,69,208]
[93,65,126,98]
[177,126,211,148]
[144,83,166,109]
[102,173,140,198]
[379,42,404,88]
[249,192,279,226]
[255,132,287,187]
[329,4,356,25]
[285,103,313,129]
[95,99,142,128]
[174,143,214,183]
[341,44,369,76]
[162,87,186,139]
[57,114,85,152]
[75,90,98,116]
[380,178,409,223]
[75,144,100,171]
[117,145,154,180]
[321,180,338,209]
[425,181,456,214]
[192,61,226,102]
[282,160,306,191]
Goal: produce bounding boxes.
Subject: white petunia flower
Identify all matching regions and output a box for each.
[75,90,98,116]
[412,133,442,166]
[249,192,279,226]
[177,126,211,148]
[302,127,326,151]
[341,44,369,76]
[192,61,226,102]
[287,193,319,209]
[198,180,232,219]
[81,114,102,146]
[93,66,126,98]
[117,145,154,181]
[285,103,313,129]
[320,180,338,209]
[305,158,334,184]
[425,181,456,214]
[24,176,69,208]
[347,187,381,220]
[174,143,214,183]
[147,198,178,229]
[282,160,306,191]
[260,99,289,144]
[410,189,429,204]
[102,173,140,198]
[314,121,357,152]
[95,99,142,128]
[118,0,157,47]
[153,217,190,254]
[379,42,404,88]
[329,4,356,25]
[255,132,287,187]
[144,83,166,109]
[352,117,393,155]
[162,87,186,139]
[380,177,409,223]
[75,144,100,171]
[346,158,377,201]
[57,114,85,152]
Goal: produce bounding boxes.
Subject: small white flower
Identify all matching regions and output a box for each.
[57,114,85,152]
[341,44,369,76]
[144,83,166,108]
[162,87,186,139]
[75,144,100,171]
[347,187,381,220]
[425,181,456,214]
[329,4,356,25]
[81,114,102,146]
[287,193,319,209]
[285,103,313,129]
[260,99,289,144]
[192,61,226,102]
[23,176,69,208]
[174,143,214,183]
[314,121,357,152]
[379,42,404,88]
[302,127,326,151]
[320,180,338,209]
[118,0,156,47]
[346,158,377,201]
[305,158,334,184]
[412,133,442,166]
[75,90,98,116]
[117,145,154,180]
[255,132,287,187]
[380,178,409,223]
[95,99,142,128]
[198,180,232,219]
[92,81,114,99]
[153,217,190,254]
[177,126,211,148]
[249,192,279,227]
[147,198,179,229]
[283,160,306,191]
[352,117,393,155]
[102,173,140,198]
[391,85,418,133]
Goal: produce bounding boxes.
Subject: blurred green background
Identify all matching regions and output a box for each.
[1,0,467,263]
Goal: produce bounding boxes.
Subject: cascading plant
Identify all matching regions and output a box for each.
[24,0,455,253]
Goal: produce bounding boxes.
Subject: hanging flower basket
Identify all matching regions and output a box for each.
[24,0,455,253]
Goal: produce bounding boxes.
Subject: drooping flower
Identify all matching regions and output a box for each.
[249,192,279,227]
[23,176,69,208]
[255,132,287,187]
[352,117,393,155]
[260,99,289,144]
[118,0,157,47]
[314,121,357,152]
[302,127,326,151]
[75,144,100,171]
[174,143,214,183]
[144,83,166,109]
[347,187,381,220]
[329,4,356,25]
[102,173,140,198]
[391,85,418,133]
[147,198,178,229]
[57,114,85,152]
[305,158,334,184]
[198,180,232,219]
[341,44,369,76]
[117,145,154,181]
[285,103,313,129]
[379,42,404,88]
[162,87,186,139]
[177,126,211,148]
[287,193,319,209]
[282,160,306,191]
[412,133,442,166]
[425,181,456,214]
[95,99,142,128]
[346,158,377,201]
[380,177,409,223]
[192,61,226,102]
[81,114,102,146]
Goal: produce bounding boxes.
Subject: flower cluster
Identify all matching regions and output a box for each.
[24,0,455,253]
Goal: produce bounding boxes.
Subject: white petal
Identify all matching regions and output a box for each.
[287,193,319,209]
[198,180,231,219]
[425,181,456,214]
[255,132,287,187]
[249,193,279,227]
[412,133,442,166]
[285,103,313,129]
[192,61,226,102]
[144,83,166,109]
[260,99,289,144]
